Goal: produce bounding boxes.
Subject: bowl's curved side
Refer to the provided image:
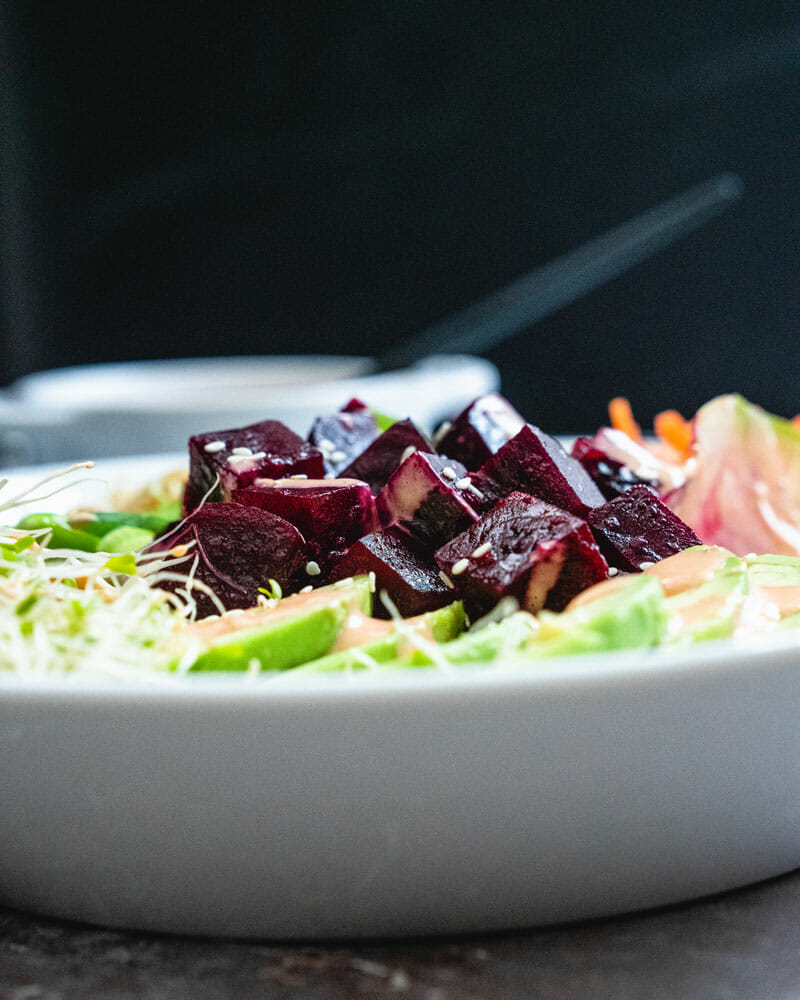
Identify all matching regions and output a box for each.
[1,643,799,939]
[1,354,500,462]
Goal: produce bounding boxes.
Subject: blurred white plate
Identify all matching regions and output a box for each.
[0,354,498,464]
[0,456,799,939]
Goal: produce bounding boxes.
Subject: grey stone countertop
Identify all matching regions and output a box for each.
[2,869,800,1000]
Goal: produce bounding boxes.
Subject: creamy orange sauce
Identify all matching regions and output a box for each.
[667,589,744,633]
[566,571,638,610]
[567,546,737,611]
[755,584,800,618]
[566,544,800,638]
[329,611,396,652]
[186,588,433,655]
[186,586,351,641]
[643,546,734,596]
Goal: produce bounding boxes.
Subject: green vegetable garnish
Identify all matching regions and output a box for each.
[17,513,100,552]
[103,553,138,576]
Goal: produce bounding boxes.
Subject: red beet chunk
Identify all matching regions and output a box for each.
[471,424,606,516]
[185,420,325,512]
[586,484,702,572]
[341,397,370,413]
[436,393,525,470]
[307,399,380,477]
[376,452,479,549]
[146,502,307,618]
[330,527,453,617]
[340,419,434,495]
[571,436,660,499]
[435,491,608,618]
[232,477,377,568]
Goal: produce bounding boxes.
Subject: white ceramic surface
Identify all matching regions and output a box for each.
[0,354,499,464]
[1,457,799,939]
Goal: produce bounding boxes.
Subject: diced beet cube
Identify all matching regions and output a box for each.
[330,526,453,617]
[340,419,434,494]
[376,452,479,549]
[436,393,525,470]
[586,484,702,572]
[340,397,370,413]
[232,477,377,568]
[146,502,307,618]
[470,424,605,516]
[435,491,608,617]
[185,420,325,512]
[307,400,379,476]
[571,436,660,499]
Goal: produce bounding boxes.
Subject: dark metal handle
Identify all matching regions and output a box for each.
[376,172,743,372]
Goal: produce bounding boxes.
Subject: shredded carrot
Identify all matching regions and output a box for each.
[653,409,693,459]
[792,415,800,432]
[608,397,642,442]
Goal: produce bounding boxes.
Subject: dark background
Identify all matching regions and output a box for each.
[0,3,797,431]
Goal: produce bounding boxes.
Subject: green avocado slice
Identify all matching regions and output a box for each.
[407,611,539,666]
[662,569,749,644]
[289,600,467,675]
[523,573,668,658]
[189,604,348,672]
[187,576,373,673]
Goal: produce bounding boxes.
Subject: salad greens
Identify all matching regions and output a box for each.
[17,507,180,555]
[4,393,800,680]
[0,532,197,678]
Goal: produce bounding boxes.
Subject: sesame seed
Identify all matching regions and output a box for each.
[608,566,619,576]
[400,445,417,463]
[289,473,308,479]
[231,446,253,456]
[451,558,470,575]
[249,451,266,461]
[440,466,457,481]
[318,438,335,452]
[471,541,492,558]
[438,570,455,589]
[331,450,347,463]
[466,483,484,500]
[203,440,226,453]
[455,477,471,489]
[298,584,314,593]
[305,560,322,576]
[638,561,655,570]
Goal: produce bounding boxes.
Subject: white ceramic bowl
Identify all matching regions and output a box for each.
[2,635,799,939]
[0,457,799,939]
